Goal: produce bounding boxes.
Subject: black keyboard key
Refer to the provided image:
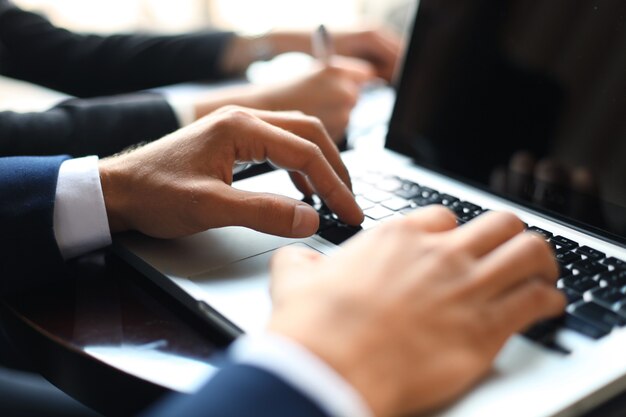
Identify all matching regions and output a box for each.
[418,187,438,198]
[576,246,605,261]
[527,226,553,240]
[570,259,609,275]
[317,215,337,232]
[394,186,421,200]
[316,202,332,216]
[555,251,582,265]
[561,287,583,304]
[555,246,573,255]
[590,287,626,309]
[439,194,460,207]
[564,313,610,339]
[318,225,362,245]
[523,317,571,353]
[559,275,598,293]
[457,209,486,224]
[401,180,420,189]
[550,236,579,250]
[459,201,482,212]
[598,269,626,288]
[412,195,439,207]
[569,301,625,331]
[603,257,626,270]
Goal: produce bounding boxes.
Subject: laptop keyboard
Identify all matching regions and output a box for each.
[312,172,626,346]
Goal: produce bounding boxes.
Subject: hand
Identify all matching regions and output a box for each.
[221,28,403,83]
[268,206,565,417]
[99,106,363,239]
[195,57,375,142]
[332,28,404,83]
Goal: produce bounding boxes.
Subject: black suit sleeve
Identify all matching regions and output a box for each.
[0,156,68,295]
[144,364,329,417]
[0,93,180,158]
[0,0,234,97]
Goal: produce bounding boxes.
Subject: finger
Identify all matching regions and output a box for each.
[488,279,566,341]
[233,116,363,225]
[369,33,402,80]
[289,171,315,197]
[239,109,354,191]
[448,211,526,258]
[470,232,559,301]
[402,205,458,233]
[270,244,324,298]
[327,56,377,84]
[216,186,320,238]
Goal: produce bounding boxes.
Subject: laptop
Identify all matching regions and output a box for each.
[115,0,626,415]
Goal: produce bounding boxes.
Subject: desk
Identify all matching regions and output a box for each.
[1,250,234,417]
[2,250,626,417]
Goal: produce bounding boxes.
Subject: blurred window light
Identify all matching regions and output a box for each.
[12,0,412,34]
[210,0,359,32]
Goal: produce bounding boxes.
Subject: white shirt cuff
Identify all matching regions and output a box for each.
[53,156,112,259]
[229,334,374,417]
[167,97,196,127]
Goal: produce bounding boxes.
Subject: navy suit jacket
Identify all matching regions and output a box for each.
[0,156,330,417]
[0,0,234,158]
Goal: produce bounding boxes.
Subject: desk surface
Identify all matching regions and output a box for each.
[1,251,234,416]
[3,250,626,417]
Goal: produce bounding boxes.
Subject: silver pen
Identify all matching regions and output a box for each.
[312,24,335,65]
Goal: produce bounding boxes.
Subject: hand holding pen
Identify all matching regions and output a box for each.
[312,25,335,65]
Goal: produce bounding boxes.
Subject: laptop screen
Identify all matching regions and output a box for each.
[387,0,626,244]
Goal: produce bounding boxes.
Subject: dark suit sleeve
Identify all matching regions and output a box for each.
[0,1,234,97]
[0,93,180,158]
[0,156,69,295]
[144,364,329,417]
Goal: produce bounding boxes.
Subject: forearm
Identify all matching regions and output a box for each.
[0,94,179,158]
[0,3,234,96]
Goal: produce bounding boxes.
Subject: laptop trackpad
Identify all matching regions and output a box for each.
[188,242,321,333]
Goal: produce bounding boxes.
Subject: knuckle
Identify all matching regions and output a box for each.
[212,108,256,133]
[525,280,551,306]
[215,104,244,114]
[224,107,254,121]
[427,205,457,224]
[495,211,525,232]
[523,233,551,258]
[302,141,324,160]
[302,115,326,132]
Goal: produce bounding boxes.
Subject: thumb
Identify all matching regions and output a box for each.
[220,187,320,238]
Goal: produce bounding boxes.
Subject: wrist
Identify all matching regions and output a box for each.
[265,31,313,56]
[99,157,133,234]
[269,315,397,417]
[221,34,278,74]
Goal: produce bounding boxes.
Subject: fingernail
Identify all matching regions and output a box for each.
[292,204,317,237]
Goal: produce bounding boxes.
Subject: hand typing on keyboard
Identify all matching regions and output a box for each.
[314,171,625,344]
[269,206,565,417]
